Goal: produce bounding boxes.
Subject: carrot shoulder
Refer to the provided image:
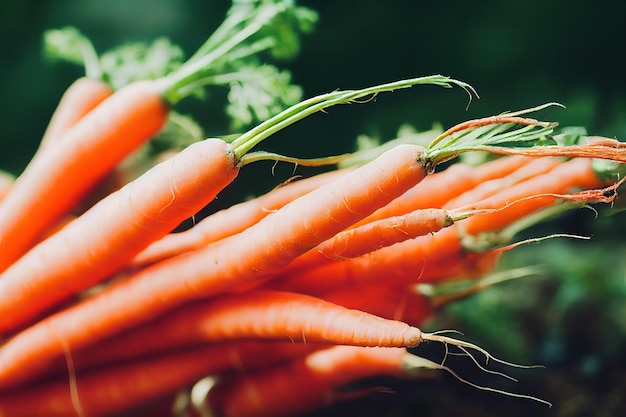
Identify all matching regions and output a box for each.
[0,138,239,334]
[130,167,351,268]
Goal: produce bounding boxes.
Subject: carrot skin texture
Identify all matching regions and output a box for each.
[39,77,113,148]
[0,138,239,335]
[268,225,501,296]
[0,80,168,272]
[53,290,424,369]
[130,168,351,268]
[355,155,530,226]
[277,207,454,276]
[0,144,429,387]
[322,283,434,326]
[208,345,414,417]
[460,157,604,235]
[443,156,562,209]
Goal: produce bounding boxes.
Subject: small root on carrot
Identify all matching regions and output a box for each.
[404,353,552,407]
[416,331,552,407]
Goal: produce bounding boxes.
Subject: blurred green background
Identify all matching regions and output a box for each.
[0,1,624,416]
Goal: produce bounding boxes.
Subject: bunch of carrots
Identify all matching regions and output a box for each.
[1,2,625,417]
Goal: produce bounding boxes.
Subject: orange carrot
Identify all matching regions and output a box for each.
[0,142,434,386]
[322,282,434,326]
[39,77,113,148]
[39,290,427,378]
[0,291,428,389]
[267,225,503,296]
[353,155,531,227]
[206,345,425,417]
[0,341,313,417]
[442,156,562,209]
[264,207,456,280]
[0,79,169,272]
[0,138,239,334]
[458,157,607,235]
[130,167,351,269]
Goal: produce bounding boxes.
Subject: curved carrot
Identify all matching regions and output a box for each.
[0,138,239,334]
[130,167,351,269]
[0,79,169,272]
[207,345,422,417]
[39,77,113,148]
[42,290,426,375]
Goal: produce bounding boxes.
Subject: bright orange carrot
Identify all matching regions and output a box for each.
[0,77,466,336]
[0,342,313,417]
[39,289,427,377]
[265,207,456,280]
[267,225,503,296]
[458,157,607,235]
[269,163,620,297]
[0,145,426,381]
[353,155,531,227]
[322,282,434,326]
[0,291,427,389]
[0,76,488,387]
[0,3,317,271]
[206,345,426,417]
[0,79,169,272]
[0,138,239,334]
[39,77,113,148]
[442,156,562,209]
[130,167,351,269]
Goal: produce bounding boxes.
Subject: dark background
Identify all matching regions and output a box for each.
[0,1,624,416]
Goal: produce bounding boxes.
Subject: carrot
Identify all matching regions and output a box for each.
[458,156,607,236]
[0,138,239,334]
[38,77,113,149]
[40,289,426,380]
[0,76,467,336]
[270,165,621,297]
[0,342,313,417]
[263,207,457,280]
[0,76,489,387]
[0,1,316,271]
[130,167,352,269]
[206,345,427,417]
[442,156,562,209]
[267,225,503,296]
[0,80,169,271]
[322,282,434,326]
[0,145,425,380]
[353,154,531,227]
